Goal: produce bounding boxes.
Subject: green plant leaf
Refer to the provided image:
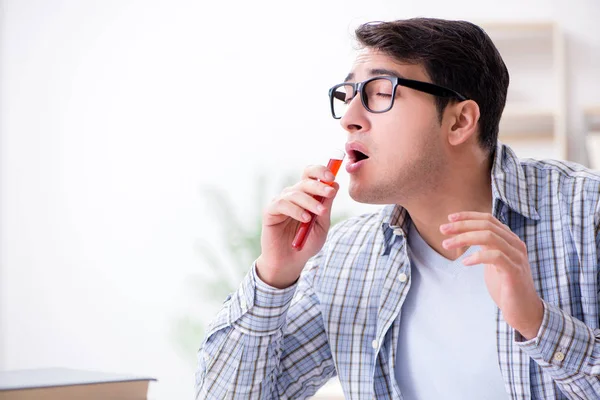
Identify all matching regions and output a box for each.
[175,170,353,363]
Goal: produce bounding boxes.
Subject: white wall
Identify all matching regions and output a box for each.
[1,1,598,399]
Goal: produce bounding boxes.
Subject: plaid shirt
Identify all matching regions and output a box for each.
[196,143,600,399]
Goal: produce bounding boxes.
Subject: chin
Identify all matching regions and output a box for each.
[348,183,366,203]
[348,184,390,205]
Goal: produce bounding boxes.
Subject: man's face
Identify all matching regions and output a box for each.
[341,48,446,205]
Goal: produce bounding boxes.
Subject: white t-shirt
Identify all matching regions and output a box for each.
[395,221,507,399]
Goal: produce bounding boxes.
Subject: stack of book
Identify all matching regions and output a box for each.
[0,368,156,400]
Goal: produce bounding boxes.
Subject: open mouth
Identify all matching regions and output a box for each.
[345,142,370,173]
[348,149,369,163]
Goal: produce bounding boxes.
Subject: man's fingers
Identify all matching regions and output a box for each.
[283,191,327,216]
[265,197,311,223]
[319,182,339,214]
[462,249,514,271]
[301,165,336,182]
[449,211,511,231]
[265,187,334,224]
[442,229,517,260]
[444,213,522,247]
[441,219,516,245]
[295,178,337,199]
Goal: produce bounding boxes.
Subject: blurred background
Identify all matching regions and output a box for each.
[0,0,599,399]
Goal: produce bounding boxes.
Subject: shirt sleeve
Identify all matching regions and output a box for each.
[514,199,600,394]
[515,299,600,381]
[195,252,336,399]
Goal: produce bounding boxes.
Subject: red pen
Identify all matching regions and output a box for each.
[291,149,345,251]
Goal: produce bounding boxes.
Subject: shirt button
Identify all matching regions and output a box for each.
[393,228,403,236]
[554,351,565,362]
[398,273,408,283]
[371,340,378,349]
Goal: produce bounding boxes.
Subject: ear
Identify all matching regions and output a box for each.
[445,100,480,146]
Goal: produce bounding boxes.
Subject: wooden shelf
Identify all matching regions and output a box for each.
[499,131,555,141]
[499,107,556,139]
[478,21,556,31]
[502,106,556,118]
[478,21,557,40]
[475,20,567,160]
[584,106,600,116]
[585,105,600,136]
[586,133,600,170]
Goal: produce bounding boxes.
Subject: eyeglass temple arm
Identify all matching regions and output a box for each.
[396,78,468,101]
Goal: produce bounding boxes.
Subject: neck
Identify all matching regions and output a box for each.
[401,153,494,261]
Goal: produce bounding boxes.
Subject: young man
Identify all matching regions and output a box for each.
[195,18,600,399]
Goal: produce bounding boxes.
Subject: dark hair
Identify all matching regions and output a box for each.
[355,18,509,154]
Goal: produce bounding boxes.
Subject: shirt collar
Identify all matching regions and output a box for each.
[490,141,540,221]
[379,141,540,253]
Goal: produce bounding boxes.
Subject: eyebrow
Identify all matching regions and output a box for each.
[344,68,407,82]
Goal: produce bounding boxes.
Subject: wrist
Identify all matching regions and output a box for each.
[255,255,301,289]
[513,298,544,340]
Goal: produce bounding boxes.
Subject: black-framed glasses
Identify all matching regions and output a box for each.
[328,76,469,119]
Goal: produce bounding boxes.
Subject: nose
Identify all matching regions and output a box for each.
[340,94,369,134]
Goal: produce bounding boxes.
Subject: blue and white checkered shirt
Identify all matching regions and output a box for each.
[195,143,600,399]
